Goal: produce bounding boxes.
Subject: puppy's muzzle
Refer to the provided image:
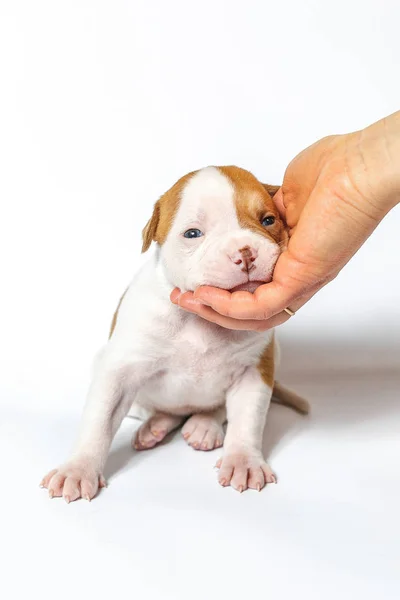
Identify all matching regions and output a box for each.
[228,244,258,273]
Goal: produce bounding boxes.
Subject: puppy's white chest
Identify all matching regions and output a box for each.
[113,261,271,416]
[137,318,262,414]
[170,319,224,372]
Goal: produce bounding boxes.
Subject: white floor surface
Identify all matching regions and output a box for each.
[2,339,400,600]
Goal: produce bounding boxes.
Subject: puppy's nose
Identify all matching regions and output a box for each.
[229,245,258,273]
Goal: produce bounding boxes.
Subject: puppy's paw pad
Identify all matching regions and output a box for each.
[216,453,275,492]
[40,462,103,503]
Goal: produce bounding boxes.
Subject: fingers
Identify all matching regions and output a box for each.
[196,287,266,320]
[170,288,313,331]
[192,278,301,321]
[191,284,286,320]
[172,290,279,330]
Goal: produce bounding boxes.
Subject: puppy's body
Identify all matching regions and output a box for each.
[41,166,308,502]
[112,253,271,417]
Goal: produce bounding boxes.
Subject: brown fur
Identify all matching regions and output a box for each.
[142,171,197,252]
[258,335,276,388]
[258,336,310,414]
[142,167,287,253]
[262,183,280,197]
[218,166,288,247]
[272,382,309,414]
[109,288,128,338]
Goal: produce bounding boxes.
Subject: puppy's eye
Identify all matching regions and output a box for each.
[183,228,204,239]
[261,215,275,227]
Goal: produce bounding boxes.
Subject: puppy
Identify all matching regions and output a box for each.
[41,166,309,502]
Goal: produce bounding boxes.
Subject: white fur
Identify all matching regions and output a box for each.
[41,167,282,500]
[161,167,279,292]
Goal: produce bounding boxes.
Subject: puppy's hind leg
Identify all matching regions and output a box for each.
[181,407,226,451]
[133,413,184,450]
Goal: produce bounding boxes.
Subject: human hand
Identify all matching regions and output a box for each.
[171,112,400,330]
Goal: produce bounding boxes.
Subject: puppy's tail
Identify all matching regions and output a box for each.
[272,381,310,415]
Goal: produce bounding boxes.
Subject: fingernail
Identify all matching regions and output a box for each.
[49,490,54,499]
[64,495,70,504]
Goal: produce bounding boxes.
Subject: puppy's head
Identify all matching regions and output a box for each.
[142,166,288,292]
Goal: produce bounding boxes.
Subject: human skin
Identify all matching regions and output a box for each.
[171,111,400,331]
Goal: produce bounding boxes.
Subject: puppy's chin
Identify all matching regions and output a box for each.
[179,269,274,294]
[228,280,270,293]
[181,278,273,294]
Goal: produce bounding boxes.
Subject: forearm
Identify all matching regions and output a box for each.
[353,110,400,214]
[170,110,400,332]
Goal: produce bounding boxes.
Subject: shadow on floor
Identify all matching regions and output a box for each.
[20,336,398,482]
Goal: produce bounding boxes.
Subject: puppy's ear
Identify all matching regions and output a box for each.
[262,183,280,198]
[141,201,160,253]
[262,183,288,237]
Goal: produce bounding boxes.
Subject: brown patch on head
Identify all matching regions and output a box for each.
[218,166,288,246]
[257,335,275,388]
[262,183,280,198]
[142,171,197,252]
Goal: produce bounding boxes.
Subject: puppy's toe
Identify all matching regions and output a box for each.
[216,452,275,492]
[41,461,103,503]
[133,413,183,450]
[201,427,224,451]
[134,423,161,450]
[47,472,67,497]
[182,414,225,451]
[40,469,58,489]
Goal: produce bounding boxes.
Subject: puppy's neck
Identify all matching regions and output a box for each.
[152,246,176,298]
[148,246,261,344]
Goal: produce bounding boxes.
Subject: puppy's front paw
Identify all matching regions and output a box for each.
[216,452,275,492]
[40,460,106,503]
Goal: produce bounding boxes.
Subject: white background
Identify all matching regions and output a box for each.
[1,1,399,599]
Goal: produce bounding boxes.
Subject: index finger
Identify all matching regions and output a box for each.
[193,279,296,321]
